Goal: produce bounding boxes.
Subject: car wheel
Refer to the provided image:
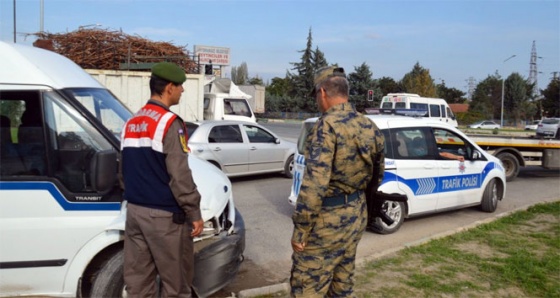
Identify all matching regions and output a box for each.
[496,152,519,182]
[367,200,405,235]
[480,179,500,212]
[283,155,294,178]
[90,251,125,297]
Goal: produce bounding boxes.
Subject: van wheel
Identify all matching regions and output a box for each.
[367,201,405,235]
[480,179,500,212]
[283,155,294,178]
[496,152,519,182]
[90,251,125,297]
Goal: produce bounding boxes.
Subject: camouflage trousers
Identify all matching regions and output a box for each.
[290,196,367,297]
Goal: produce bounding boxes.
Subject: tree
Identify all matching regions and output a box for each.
[541,77,560,117]
[248,76,263,85]
[231,62,248,85]
[267,75,292,96]
[376,77,403,98]
[401,62,437,97]
[289,28,316,111]
[347,63,376,112]
[503,72,528,125]
[436,81,466,103]
[469,74,501,121]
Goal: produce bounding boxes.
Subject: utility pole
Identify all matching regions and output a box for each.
[13,0,16,42]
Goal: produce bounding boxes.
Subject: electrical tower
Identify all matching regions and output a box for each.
[528,40,539,98]
[465,77,476,101]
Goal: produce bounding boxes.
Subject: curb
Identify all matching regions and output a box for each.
[237,282,290,298]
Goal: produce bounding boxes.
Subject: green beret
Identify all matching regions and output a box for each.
[151,62,186,84]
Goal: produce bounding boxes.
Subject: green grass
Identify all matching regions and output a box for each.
[355,201,560,298]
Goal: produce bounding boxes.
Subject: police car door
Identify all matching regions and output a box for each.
[387,126,439,214]
[431,127,486,210]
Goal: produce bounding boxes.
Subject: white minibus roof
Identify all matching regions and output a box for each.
[0,41,103,89]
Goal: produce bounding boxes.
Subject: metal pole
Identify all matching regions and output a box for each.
[40,0,44,33]
[13,0,16,42]
[500,54,516,127]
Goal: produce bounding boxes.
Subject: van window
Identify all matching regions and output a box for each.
[381,102,393,109]
[410,103,428,117]
[0,90,114,194]
[429,104,441,118]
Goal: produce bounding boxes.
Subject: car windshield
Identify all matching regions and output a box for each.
[541,119,559,125]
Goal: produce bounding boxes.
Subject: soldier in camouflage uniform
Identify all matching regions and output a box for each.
[290,66,385,297]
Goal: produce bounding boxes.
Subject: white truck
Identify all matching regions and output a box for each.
[86,69,257,123]
[0,41,245,297]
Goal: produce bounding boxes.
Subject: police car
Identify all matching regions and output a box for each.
[289,111,507,234]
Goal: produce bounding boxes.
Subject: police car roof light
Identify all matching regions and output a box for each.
[364,108,427,117]
[394,108,428,117]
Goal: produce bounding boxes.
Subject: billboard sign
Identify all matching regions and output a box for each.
[194,45,230,66]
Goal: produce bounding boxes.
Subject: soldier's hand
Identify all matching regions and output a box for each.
[191,219,204,237]
[291,241,306,252]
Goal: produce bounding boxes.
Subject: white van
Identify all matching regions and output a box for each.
[289,114,506,234]
[380,93,458,127]
[0,41,244,297]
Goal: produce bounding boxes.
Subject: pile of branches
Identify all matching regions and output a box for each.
[33,28,198,73]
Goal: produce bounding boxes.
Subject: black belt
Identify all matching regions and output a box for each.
[322,190,362,207]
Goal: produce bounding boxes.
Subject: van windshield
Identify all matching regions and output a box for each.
[63,88,133,139]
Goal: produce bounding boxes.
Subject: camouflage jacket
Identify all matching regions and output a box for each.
[292,103,385,244]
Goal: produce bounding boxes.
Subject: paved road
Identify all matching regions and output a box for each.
[212,122,560,297]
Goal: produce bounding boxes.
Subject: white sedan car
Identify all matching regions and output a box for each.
[468,120,501,129]
[186,120,296,178]
[289,114,506,234]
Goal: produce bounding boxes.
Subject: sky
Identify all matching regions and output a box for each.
[1,0,559,94]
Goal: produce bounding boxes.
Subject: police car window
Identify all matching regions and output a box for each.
[391,128,432,159]
[433,128,468,159]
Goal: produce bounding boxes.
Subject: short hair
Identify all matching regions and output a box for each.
[150,75,170,96]
[317,75,349,98]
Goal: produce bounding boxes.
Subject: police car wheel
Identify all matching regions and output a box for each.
[368,201,405,235]
[90,250,125,297]
[283,155,294,178]
[480,179,500,212]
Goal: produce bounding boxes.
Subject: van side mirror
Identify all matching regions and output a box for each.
[90,150,117,193]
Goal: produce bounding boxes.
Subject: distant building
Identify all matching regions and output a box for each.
[449,104,469,114]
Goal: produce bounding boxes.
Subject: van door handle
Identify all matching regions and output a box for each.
[250,146,257,150]
[213,147,222,151]
[424,164,435,169]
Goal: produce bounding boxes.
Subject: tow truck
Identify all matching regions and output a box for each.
[465,134,560,181]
